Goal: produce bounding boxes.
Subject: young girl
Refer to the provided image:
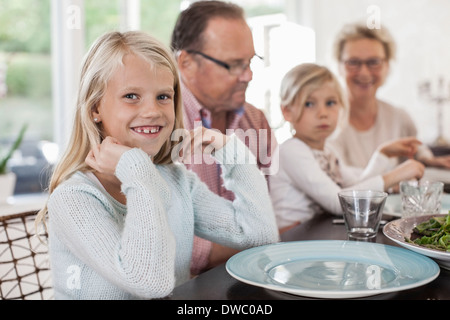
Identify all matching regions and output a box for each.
[35,31,278,299]
[270,63,425,233]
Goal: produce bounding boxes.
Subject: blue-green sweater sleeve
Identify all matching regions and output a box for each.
[190,134,279,248]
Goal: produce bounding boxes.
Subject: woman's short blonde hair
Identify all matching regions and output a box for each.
[280,63,348,122]
[36,31,183,231]
[333,22,396,62]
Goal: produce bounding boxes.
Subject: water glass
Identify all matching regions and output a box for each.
[400,180,443,218]
[338,190,388,242]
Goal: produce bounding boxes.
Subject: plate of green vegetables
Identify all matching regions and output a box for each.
[383,213,450,270]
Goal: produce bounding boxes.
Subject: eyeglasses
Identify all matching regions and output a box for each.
[187,50,263,76]
[342,58,386,71]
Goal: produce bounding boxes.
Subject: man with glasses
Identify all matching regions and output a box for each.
[171,0,278,275]
[327,22,450,170]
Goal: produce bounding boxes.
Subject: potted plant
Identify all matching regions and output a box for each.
[0,123,27,203]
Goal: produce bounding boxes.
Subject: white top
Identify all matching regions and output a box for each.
[269,137,391,228]
[327,100,433,168]
[47,136,279,299]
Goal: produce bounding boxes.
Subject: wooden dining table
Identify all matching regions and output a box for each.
[168,213,450,300]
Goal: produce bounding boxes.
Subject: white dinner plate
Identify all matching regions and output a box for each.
[226,240,439,299]
[383,214,450,270]
[383,193,450,217]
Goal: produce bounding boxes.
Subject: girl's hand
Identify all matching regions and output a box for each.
[378,137,422,158]
[85,136,131,175]
[177,127,230,163]
[382,159,425,190]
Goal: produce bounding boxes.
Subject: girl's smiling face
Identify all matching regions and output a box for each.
[284,81,342,150]
[94,53,175,157]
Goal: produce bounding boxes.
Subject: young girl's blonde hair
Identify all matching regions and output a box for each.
[279,63,348,123]
[35,31,184,232]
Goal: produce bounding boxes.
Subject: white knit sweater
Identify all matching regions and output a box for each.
[47,136,278,299]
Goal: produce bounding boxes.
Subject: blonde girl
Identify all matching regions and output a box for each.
[36,31,278,299]
[270,63,424,233]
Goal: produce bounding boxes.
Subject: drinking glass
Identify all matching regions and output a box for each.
[400,180,443,218]
[338,190,388,242]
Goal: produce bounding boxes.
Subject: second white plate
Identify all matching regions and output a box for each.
[383,214,450,270]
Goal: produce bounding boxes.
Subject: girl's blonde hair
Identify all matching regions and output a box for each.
[333,22,396,62]
[280,63,348,122]
[35,31,184,233]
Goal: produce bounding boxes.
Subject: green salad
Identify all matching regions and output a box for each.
[406,213,450,252]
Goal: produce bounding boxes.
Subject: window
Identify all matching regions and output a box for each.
[247,14,315,143]
[140,0,184,46]
[0,0,52,140]
[0,0,53,194]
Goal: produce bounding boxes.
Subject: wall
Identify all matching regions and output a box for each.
[291,0,450,145]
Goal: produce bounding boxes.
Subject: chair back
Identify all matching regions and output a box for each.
[0,210,53,299]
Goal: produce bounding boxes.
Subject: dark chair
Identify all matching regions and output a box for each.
[0,210,52,299]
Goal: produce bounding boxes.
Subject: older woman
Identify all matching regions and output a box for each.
[327,22,450,169]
